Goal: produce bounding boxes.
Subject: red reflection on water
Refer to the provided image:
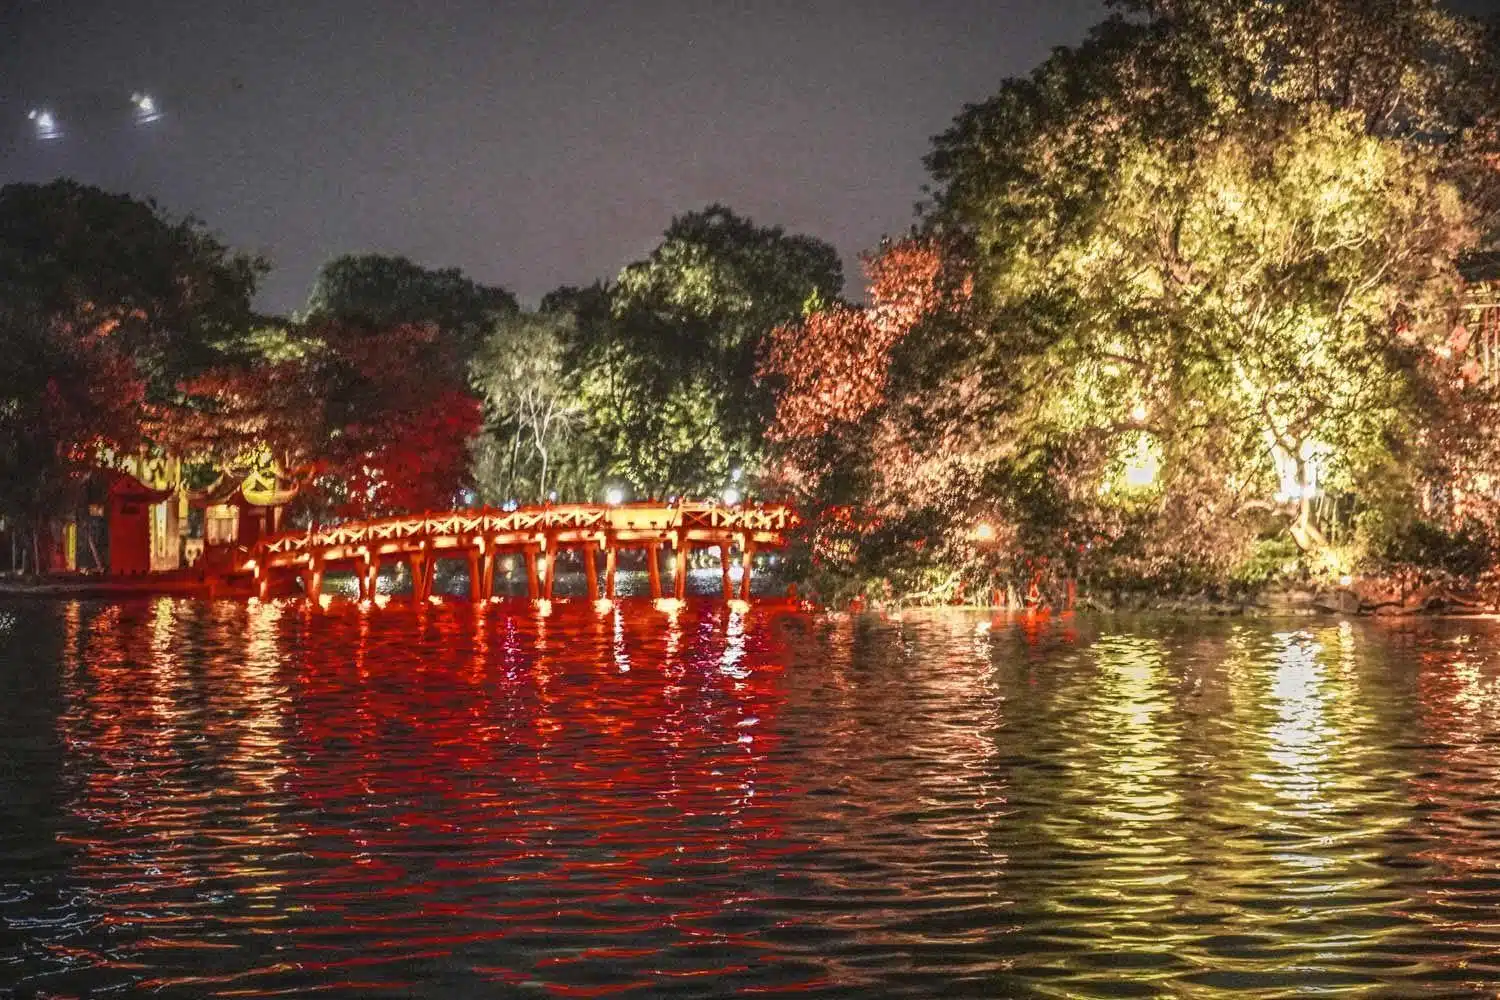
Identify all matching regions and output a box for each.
[50,599,834,997]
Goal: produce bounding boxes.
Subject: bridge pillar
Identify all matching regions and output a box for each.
[357,554,378,602]
[301,558,324,603]
[674,538,689,601]
[739,538,755,601]
[409,547,435,604]
[524,547,540,600]
[604,545,617,599]
[542,537,557,601]
[480,548,497,601]
[254,566,271,603]
[646,542,662,599]
[466,549,481,603]
[583,545,599,601]
[720,544,734,601]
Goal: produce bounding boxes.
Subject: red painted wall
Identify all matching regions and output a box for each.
[108,499,152,575]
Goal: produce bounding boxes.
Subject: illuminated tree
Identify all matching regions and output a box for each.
[470,310,583,502]
[766,0,1498,599]
[566,205,843,497]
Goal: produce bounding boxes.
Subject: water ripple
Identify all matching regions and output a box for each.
[4,603,1500,996]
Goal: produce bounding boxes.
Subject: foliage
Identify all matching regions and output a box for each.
[763,0,1500,600]
[0,180,262,564]
[305,253,517,374]
[470,311,582,503]
[564,205,843,498]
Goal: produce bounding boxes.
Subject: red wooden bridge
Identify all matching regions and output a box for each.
[243,501,799,603]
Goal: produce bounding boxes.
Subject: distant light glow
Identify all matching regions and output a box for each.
[606,487,625,505]
[654,598,684,614]
[722,487,741,505]
[594,598,614,613]
[973,522,997,542]
[130,92,162,125]
[731,467,742,482]
[317,594,332,610]
[1131,402,1148,423]
[728,599,750,614]
[29,108,60,140]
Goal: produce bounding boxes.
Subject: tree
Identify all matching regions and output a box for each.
[470,311,583,503]
[568,205,843,497]
[0,180,262,567]
[768,0,1499,598]
[305,253,517,372]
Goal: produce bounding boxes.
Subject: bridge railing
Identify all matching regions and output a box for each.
[251,501,799,568]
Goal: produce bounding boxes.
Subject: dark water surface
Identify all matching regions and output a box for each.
[5,601,1500,997]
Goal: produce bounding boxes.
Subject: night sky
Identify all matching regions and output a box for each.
[1,0,1496,315]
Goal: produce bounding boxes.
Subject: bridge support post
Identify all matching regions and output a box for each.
[542,536,556,601]
[674,539,689,601]
[524,547,540,600]
[466,549,482,603]
[480,548,497,601]
[583,545,599,601]
[410,548,435,604]
[720,544,734,601]
[604,546,617,599]
[255,566,271,603]
[356,554,378,602]
[739,538,755,602]
[646,542,662,600]
[301,558,324,603]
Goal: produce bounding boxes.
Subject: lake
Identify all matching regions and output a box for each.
[4,599,1500,997]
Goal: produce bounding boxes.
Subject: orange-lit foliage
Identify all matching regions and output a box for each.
[151,361,323,472]
[763,239,954,447]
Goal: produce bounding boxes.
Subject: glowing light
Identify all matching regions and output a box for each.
[728,599,750,614]
[317,594,332,610]
[1339,575,1353,587]
[548,490,558,502]
[28,108,59,140]
[654,598,684,614]
[973,522,997,542]
[1131,402,1148,423]
[606,488,625,505]
[535,598,553,616]
[731,467,742,482]
[723,487,741,505]
[243,559,257,571]
[374,594,391,608]
[489,595,502,604]
[247,596,260,607]
[594,598,614,613]
[1122,434,1161,489]
[130,92,161,124]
